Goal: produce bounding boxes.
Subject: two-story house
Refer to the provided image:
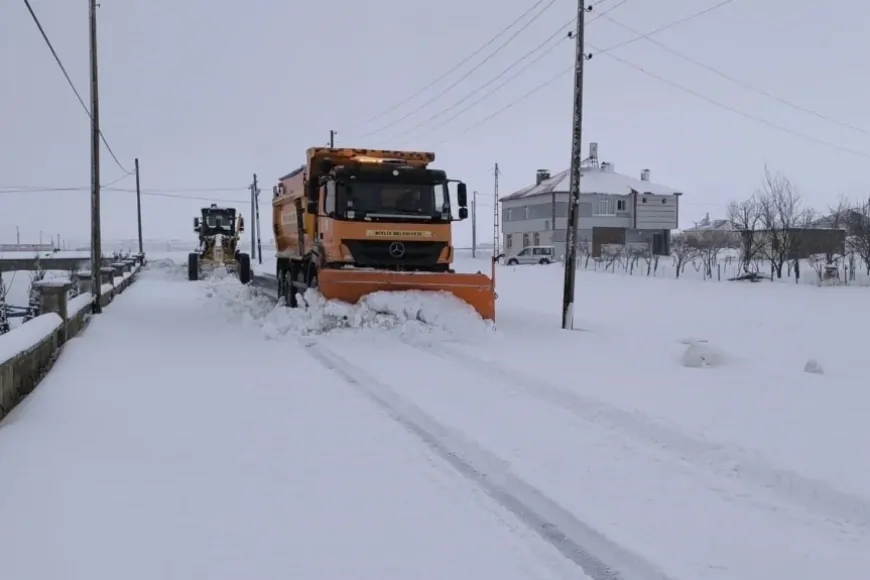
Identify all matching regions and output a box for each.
[499,150,683,259]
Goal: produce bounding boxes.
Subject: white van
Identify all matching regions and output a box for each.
[506,245,555,265]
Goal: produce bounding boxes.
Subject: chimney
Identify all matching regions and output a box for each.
[600,162,610,172]
[641,169,650,181]
[589,142,598,162]
[535,169,550,185]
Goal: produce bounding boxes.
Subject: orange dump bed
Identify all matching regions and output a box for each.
[318,269,496,321]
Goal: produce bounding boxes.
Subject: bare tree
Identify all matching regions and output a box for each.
[670,234,697,278]
[727,195,764,273]
[689,230,730,279]
[577,237,592,269]
[754,167,812,278]
[846,196,870,275]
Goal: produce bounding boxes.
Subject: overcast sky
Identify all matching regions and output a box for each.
[3,0,870,247]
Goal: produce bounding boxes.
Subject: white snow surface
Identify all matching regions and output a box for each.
[0,313,62,364]
[2,251,870,580]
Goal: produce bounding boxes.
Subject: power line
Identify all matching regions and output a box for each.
[352,0,561,140]
[385,0,633,144]
[388,21,576,142]
[589,44,870,160]
[0,185,248,203]
[599,11,870,134]
[342,0,552,132]
[593,0,736,54]
[22,0,133,175]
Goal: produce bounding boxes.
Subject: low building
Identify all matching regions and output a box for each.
[682,214,741,248]
[499,144,683,258]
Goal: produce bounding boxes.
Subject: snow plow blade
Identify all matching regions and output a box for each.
[318,269,496,321]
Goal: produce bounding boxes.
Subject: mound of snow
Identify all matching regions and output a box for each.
[262,289,495,343]
[680,340,728,369]
[804,358,824,374]
[203,275,495,344]
[143,257,187,279]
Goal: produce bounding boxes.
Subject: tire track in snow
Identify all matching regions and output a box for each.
[301,340,678,580]
[419,342,870,530]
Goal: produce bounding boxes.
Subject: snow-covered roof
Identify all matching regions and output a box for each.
[500,166,681,201]
[684,219,734,232]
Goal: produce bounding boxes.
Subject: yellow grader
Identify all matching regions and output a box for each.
[188,204,252,284]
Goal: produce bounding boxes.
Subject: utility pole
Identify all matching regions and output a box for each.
[254,179,262,264]
[250,174,258,259]
[471,190,477,258]
[561,0,589,330]
[135,158,143,255]
[329,130,336,147]
[15,227,19,245]
[88,0,102,313]
[492,163,501,260]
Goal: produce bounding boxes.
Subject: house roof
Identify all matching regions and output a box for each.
[500,166,681,201]
[684,218,734,232]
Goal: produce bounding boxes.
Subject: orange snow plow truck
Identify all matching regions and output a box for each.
[271,146,497,320]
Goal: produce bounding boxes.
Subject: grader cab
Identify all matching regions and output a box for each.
[188,204,252,284]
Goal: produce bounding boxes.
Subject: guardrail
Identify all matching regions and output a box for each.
[0,257,144,422]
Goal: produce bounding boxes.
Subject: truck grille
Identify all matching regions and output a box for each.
[343,240,447,268]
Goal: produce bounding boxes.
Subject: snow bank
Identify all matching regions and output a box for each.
[203,275,496,343]
[68,294,94,317]
[0,313,63,365]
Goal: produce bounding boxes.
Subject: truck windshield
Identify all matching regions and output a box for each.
[201,210,236,235]
[342,182,448,217]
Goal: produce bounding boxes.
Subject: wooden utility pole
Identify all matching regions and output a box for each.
[89,0,103,313]
[135,158,143,255]
[471,190,477,258]
[329,130,336,147]
[561,0,589,330]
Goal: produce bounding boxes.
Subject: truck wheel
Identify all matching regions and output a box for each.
[237,252,252,284]
[188,253,199,281]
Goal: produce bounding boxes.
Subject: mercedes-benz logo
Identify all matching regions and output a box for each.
[388,242,405,258]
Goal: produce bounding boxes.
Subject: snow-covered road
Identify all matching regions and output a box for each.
[2,256,869,580]
[0,265,582,580]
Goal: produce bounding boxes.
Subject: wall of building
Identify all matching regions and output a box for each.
[635,194,679,229]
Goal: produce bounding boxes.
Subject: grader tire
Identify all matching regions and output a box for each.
[188,253,199,281]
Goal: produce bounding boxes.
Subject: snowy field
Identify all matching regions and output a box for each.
[1,250,869,579]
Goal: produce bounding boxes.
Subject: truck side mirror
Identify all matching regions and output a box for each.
[457,182,468,207]
[238,216,245,232]
[458,207,468,220]
[273,185,279,197]
[194,217,200,231]
[307,200,318,214]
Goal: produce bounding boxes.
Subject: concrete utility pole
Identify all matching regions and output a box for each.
[329,130,336,147]
[89,0,103,313]
[254,179,262,264]
[135,158,143,255]
[15,227,19,245]
[471,190,477,258]
[492,163,501,260]
[561,0,589,331]
[250,174,258,259]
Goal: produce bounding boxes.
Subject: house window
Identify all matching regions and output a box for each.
[595,198,616,216]
[506,234,513,249]
[616,199,626,212]
[522,233,530,247]
[544,219,550,230]
[533,232,540,245]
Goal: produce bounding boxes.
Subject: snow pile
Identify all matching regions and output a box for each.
[201,273,495,343]
[260,289,495,342]
[804,358,824,374]
[144,257,187,279]
[680,339,728,368]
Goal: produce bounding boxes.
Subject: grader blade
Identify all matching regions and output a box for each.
[317,269,496,321]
